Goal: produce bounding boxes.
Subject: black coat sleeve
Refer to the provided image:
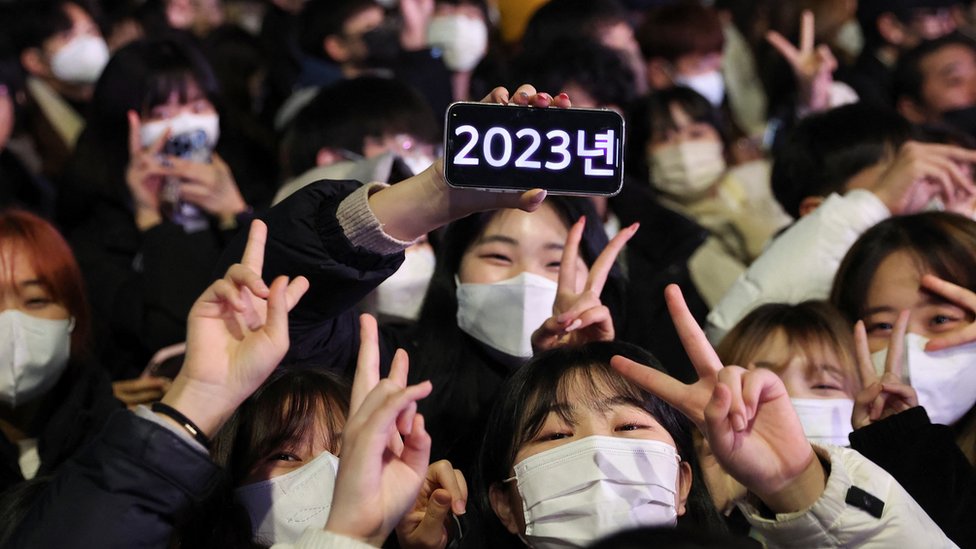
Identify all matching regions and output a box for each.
[1,411,221,549]
[849,406,976,547]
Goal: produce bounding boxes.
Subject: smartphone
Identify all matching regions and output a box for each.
[443,102,625,196]
[162,130,213,163]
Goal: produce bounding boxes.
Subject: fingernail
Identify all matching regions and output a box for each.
[558,92,569,100]
[732,414,746,431]
[565,319,583,332]
[518,91,529,99]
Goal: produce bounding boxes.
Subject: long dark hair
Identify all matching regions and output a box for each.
[61,36,220,220]
[469,341,727,548]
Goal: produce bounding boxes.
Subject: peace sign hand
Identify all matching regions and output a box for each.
[852,311,919,430]
[612,285,825,514]
[531,218,637,352]
[125,110,175,230]
[351,313,409,455]
[766,10,838,114]
[159,220,309,438]
[920,274,976,351]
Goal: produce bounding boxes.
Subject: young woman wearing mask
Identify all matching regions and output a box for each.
[60,37,264,395]
[223,86,635,476]
[472,286,952,548]
[642,87,791,263]
[717,301,862,448]
[427,0,490,101]
[1,221,461,549]
[830,211,976,545]
[0,209,120,496]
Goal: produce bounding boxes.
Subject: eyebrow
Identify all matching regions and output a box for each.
[17,279,46,289]
[475,234,565,252]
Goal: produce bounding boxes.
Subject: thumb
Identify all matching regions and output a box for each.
[413,489,453,541]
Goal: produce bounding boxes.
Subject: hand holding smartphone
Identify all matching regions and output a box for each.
[443,102,625,196]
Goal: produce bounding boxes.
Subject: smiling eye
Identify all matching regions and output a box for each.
[270,453,300,462]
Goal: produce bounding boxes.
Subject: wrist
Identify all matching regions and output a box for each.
[324,518,385,548]
[135,208,163,231]
[160,376,239,439]
[367,162,453,241]
[752,447,827,514]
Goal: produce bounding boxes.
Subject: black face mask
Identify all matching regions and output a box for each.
[940,106,976,138]
[361,24,401,67]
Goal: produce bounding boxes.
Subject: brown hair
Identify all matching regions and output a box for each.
[637,4,724,63]
[716,300,859,391]
[830,212,976,324]
[0,209,92,358]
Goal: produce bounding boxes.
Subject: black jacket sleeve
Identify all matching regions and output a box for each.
[849,406,976,547]
[1,411,221,549]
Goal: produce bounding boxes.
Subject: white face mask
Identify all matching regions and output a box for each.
[673,70,725,107]
[234,451,340,545]
[649,141,726,199]
[871,333,976,426]
[509,436,680,549]
[49,34,109,85]
[139,112,220,151]
[0,310,73,408]
[790,398,854,446]
[427,14,489,72]
[456,272,557,359]
[373,245,436,321]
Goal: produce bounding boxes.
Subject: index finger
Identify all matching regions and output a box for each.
[585,222,638,296]
[127,110,141,157]
[765,31,800,66]
[666,284,723,379]
[800,10,815,55]
[240,219,267,275]
[885,309,910,380]
[558,217,584,295]
[611,355,703,425]
[351,314,381,415]
[853,320,879,387]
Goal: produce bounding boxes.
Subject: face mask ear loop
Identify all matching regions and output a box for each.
[67,316,76,333]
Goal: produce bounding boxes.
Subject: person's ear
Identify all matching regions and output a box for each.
[896,96,929,124]
[877,13,908,47]
[676,461,693,516]
[798,195,825,217]
[20,48,50,78]
[324,35,351,63]
[489,482,521,535]
[315,147,344,167]
[646,58,673,90]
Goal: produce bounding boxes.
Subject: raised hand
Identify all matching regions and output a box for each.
[125,110,174,230]
[159,220,309,437]
[395,459,468,549]
[611,285,825,514]
[920,274,976,351]
[765,10,837,113]
[532,217,637,352]
[325,377,434,547]
[852,311,918,429]
[368,84,571,243]
[870,141,976,215]
[400,0,435,51]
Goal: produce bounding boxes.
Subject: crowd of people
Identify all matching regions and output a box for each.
[1,0,975,547]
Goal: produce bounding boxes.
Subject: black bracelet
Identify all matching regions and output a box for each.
[151,402,211,449]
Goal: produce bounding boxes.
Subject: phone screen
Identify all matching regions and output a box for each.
[443,102,625,196]
[163,130,212,163]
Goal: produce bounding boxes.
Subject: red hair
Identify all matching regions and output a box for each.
[0,209,91,358]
